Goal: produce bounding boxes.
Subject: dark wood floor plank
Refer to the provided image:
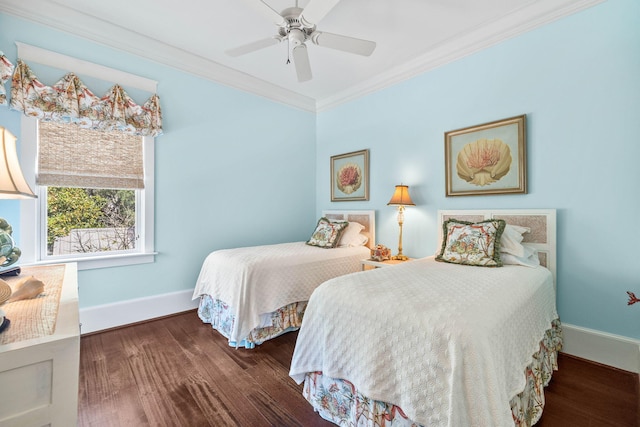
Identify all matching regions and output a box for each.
[170,324,274,426]
[177,325,278,426]
[537,353,639,427]
[246,357,325,424]
[122,331,184,426]
[177,374,243,426]
[79,310,639,427]
[79,333,151,427]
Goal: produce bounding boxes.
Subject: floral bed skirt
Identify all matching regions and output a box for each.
[302,318,563,427]
[197,295,307,348]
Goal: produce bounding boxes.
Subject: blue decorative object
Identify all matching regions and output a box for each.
[0,218,21,268]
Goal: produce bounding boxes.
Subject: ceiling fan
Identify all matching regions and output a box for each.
[227,0,376,82]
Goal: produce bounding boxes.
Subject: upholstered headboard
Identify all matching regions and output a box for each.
[322,210,376,250]
[438,209,557,286]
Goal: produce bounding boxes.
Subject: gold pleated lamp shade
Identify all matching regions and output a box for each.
[387,184,415,207]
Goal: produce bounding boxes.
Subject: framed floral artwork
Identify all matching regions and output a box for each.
[331,149,369,201]
[445,115,527,196]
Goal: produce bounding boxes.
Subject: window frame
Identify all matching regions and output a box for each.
[20,116,156,270]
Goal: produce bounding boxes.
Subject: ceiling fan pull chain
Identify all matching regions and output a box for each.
[286,38,291,64]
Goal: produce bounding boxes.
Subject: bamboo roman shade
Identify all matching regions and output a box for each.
[38,121,144,189]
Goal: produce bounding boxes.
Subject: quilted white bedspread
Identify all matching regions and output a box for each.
[289,256,558,427]
[192,242,370,345]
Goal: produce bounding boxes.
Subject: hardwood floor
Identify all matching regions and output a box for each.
[537,354,639,427]
[79,311,639,427]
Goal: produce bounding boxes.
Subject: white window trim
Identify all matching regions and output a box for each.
[15,45,157,270]
[20,117,156,270]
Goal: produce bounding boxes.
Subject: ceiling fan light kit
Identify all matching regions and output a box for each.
[229,0,376,82]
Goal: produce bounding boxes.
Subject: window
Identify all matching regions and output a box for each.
[19,118,156,270]
[38,121,142,260]
[14,45,159,270]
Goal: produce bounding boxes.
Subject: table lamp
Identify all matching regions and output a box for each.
[387,184,415,261]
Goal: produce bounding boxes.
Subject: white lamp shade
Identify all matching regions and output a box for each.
[0,127,36,199]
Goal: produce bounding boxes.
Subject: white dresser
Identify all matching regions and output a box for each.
[0,263,79,427]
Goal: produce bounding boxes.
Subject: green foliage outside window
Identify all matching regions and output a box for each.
[47,187,136,255]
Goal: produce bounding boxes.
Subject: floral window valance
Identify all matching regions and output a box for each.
[10,59,162,137]
[0,52,14,106]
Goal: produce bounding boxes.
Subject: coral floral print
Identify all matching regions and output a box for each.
[10,59,162,137]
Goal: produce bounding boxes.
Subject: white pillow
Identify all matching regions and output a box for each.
[500,225,539,267]
[337,221,368,247]
[501,247,540,268]
[500,224,533,258]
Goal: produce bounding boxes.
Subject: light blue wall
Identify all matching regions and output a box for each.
[0,13,317,307]
[1,0,638,341]
[315,0,640,339]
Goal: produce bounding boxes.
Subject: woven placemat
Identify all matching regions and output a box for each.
[0,264,66,345]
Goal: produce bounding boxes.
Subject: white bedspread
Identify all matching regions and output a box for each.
[192,242,370,345]
[289,256,558,427]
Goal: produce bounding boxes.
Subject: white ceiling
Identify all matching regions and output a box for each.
[1,0,601,112]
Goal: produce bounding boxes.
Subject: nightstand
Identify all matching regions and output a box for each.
[361,258,414,270]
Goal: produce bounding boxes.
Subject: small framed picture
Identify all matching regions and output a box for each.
[445,115,527,196]
[330,149,369,202]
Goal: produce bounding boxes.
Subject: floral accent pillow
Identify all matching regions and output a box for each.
[306,217,349,249]
[436,218,506,267]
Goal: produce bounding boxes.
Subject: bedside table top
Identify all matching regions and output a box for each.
[361,258,414,268]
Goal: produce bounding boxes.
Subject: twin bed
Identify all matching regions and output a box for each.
[193,208,561,426]
[290,209,561,427]
[192,210,375,348]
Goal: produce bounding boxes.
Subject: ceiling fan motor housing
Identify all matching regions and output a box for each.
[288,29,306,47]
[278,7,315,42]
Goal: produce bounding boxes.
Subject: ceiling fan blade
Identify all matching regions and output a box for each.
[292,44,312,82]
[241,0,285,26]
[310,31,376,56]
[299,0,340,28]
[226,36,282,57]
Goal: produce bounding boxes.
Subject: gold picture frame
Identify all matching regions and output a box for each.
[331,149,369,202]
[445,115,527,197]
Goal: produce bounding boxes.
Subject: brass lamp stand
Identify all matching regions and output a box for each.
[387,184,415,261]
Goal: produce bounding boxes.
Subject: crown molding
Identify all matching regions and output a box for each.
[0,0,317,112]
[316,0,606,112]
[1,0,603,113]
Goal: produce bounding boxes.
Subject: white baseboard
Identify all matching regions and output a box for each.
[561,323,640,373]
[79,289,199,335]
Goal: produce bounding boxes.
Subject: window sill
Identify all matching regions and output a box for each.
[30,252,157,271]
